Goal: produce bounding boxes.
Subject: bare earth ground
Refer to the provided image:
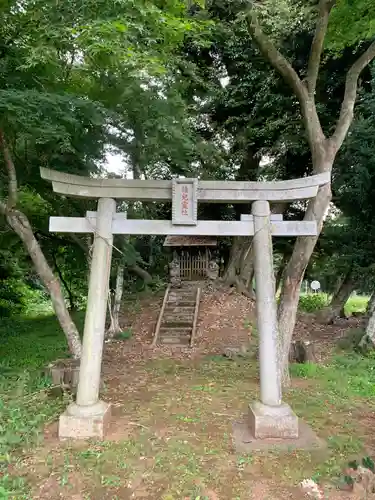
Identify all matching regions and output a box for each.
[12,290,375,499]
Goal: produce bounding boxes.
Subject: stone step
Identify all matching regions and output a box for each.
[164,306,195,315]
[163,315,193,324]
[159,337,190,345]
[169,294,196,301]
[167,300,196,307]
[162,321,192,329]
[159,327,191,337]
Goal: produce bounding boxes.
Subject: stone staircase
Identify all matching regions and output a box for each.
[153,283,201,346]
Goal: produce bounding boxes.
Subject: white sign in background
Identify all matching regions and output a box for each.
[310,280,321,291]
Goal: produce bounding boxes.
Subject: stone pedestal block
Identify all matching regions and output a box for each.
[248,401,298,439]
[59,401,111,440]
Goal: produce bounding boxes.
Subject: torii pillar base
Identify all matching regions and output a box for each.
[59,401,111,440]
[248,401,298,439]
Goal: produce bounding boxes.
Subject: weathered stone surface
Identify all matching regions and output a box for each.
[41,167,330,201]
[289,340,316,363]
[223,345,250,359]
[248,402,299,439]
[75,198,116,408]
[169,257,181,288]
[156,283,198,346]
[59,401,111,440]
[49,217,319,236]
[233,417,324,453]
[252,200,281,407]
[45,358,80,390]
[206,260,219,281]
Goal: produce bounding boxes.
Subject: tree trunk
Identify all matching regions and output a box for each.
[242,245,256,299]
[223,236,243,283]
[52,252,76,311]
[246,268,256,299]
[320,272,355,323]
[360,304,375,351]
[278,177,332,387]
[224,236,251,285]
[366,292,375,315]
[246,0,375,387]
[240,242,253,278]
[275,252,289,294]
[107,260,125,338]
[129,263,152,284]
[366,309,375,344]
[6,209,82,358]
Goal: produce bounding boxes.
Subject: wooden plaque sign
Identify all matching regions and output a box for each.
[172,178,197,225]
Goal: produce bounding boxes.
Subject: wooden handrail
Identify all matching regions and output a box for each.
[152,285,171,347]
[190,287,201,347]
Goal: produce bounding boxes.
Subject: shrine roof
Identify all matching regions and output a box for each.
[163,235,217,247]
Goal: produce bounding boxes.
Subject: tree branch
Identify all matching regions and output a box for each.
[330,40,375,150]
[245,10,307,105]
[0,130,18,209]
[306,0,335,95]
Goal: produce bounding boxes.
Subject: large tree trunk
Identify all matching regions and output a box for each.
[278,175,332,386]
[359,302,375,351]
[240,241,256,300]
[224,236,252,284]
[107,260,125,338]
[129,263,152,285]
[366,292,375,315]
[246,1,375,388]
[223,236,243,283]
[318,271,355,323]
[365,309,375,346]
[359,289,375,350]
[6,209,82,358]
[275,252,289,294]
[242,245,256,298]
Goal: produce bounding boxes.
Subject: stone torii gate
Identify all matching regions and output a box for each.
[40,168,329,441]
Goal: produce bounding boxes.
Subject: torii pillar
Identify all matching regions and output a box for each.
[59,198,116,439]
[249,199,298,439]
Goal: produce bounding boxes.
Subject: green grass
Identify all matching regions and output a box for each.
[298,292,369,315]
[1,310,375,498]
[0,312,84,370]
[0,312,84,499]
[345,294,369,315]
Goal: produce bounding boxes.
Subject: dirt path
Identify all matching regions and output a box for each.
[17,290,373,499]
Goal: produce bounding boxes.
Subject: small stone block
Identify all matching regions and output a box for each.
[59,402,111,440]
[248,401,298,439]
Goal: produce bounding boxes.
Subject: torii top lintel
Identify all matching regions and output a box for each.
[40,168,329,203]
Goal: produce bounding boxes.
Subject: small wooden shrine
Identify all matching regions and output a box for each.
[164,235,217,281]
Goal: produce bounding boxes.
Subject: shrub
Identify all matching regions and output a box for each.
[290,362,322,379]
[0,278,25,317]
[114,328,132,340]
[0,277,51,318]
[298,293,329,313]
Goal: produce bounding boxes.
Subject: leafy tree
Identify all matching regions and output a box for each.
[244,0,375,384]
[0,0,213,357]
